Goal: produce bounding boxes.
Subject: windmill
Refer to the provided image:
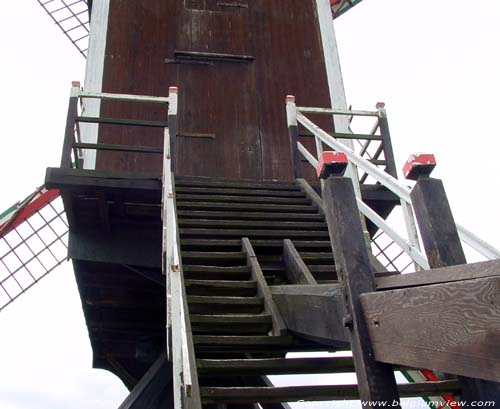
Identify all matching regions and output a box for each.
[0,0,500,408]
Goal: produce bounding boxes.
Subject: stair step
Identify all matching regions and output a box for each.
[197,357,355,376]
[178,210,324,221]
[190,314,272,334]
[199,381,460,404]
[183,265,251,280]
[182,251,247,261]
[299,252,335,263]
[176,202,317,213]
[180,239,332,250]
[175,178,300,191]
[176,194,311,205]
[176,186,306,198]
[193,335,319,353]
[185,280,257,296]
[178,219,327,230]
[309,265,337,280]
[188,296,264,314]
[180,228,330,239]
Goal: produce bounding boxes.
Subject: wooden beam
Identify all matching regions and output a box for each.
[322,176,400,406]
[282,239,317,285]
[411,176,500,401]
[411,177,466,267]
[117,352,174,409]
[271,284,349,347]
[361,276,500,383]
[377,259,500,290]
[242,238,287,336]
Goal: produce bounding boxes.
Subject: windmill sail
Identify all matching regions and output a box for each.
[0,187,68,311]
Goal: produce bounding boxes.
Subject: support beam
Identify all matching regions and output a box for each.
[282,239,317,285]
[271,284,349,347]
[361,276,500,383]
[411,176,500,401]
[322,176,400,406]
[117,352,174,409]
[242,238,287,336]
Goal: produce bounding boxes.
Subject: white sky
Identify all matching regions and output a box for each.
[0,1,499,408]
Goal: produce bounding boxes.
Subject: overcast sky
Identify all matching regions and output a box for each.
[0,1,499,408]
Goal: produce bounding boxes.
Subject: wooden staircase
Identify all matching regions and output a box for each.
[174,176,460,407]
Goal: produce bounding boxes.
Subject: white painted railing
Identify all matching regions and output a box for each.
[162,89,201,409]
[286,97,500,269]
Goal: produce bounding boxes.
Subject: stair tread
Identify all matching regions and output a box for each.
[176,193,310,205]
[176,202,318,212]
[183,265,251,273]
[180,228,330,238]
[179,219,327,229]
[176,186,306,197]
[197,357,355,375]
[199,381,461,403]
[182,251,247,259]
[180,239,332,249]
[194,335,295,346]
[178,210,324,221]
[185,280,256,288]
[190,314,272,323]
[188,295,264,305]
[175,177,300,191]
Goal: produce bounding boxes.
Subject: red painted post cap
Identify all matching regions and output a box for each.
[285,95,296,103]
[169,86,178,92]
[317,151,348,179]
[71,81,81,87]
[375,102,385,109]
[403,153,436,180]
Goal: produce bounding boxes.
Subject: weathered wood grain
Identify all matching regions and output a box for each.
[361,276,500,382]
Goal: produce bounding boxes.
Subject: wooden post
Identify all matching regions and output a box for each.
[168,86,178,172]
[60,82,80,169]
[376,103,397,178]
[323,175,401,407]
[411,176,500,402]
[286,95,302,179]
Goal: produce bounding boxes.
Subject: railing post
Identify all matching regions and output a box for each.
[376,103,397,178]
[168,86,178,173]
[286,95,302,179]
[61,81,80,168]
[320,159,401,406]
[410,174,500,402]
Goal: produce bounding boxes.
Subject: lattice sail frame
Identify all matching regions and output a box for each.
[0,187,69,311]
[36,0,90,58]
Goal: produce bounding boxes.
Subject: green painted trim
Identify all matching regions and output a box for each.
[401,370,434,408]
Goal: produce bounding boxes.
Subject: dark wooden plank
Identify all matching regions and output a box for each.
[179,219,327,230]
[176,202,317,213]
[242,238,287,335]
[411,177,466,267]
[175,177,299,190]
[377,259,500,290]
[270,284,349,347]
[76,116,169,128]
[197,357,355,376]
[361,276,500,383]
[200,381,460,404]
[61,95,78,169]
[179,229,330,238]
[74,142,163,154]
[117,352,173,409]
[322,176,400,406]
[176,186,305,197]
[177,210,323,221]
[176,193,310,204]
[282,239,317,285]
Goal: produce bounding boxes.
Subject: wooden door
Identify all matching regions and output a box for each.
[174,0,263,180]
